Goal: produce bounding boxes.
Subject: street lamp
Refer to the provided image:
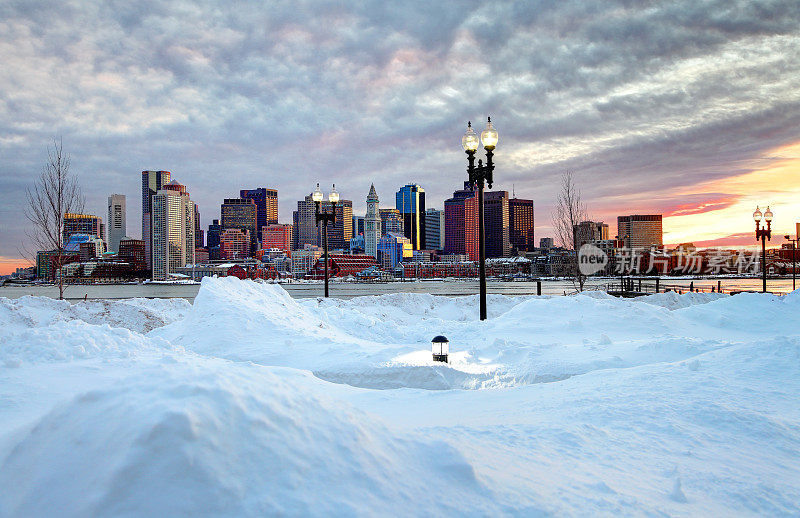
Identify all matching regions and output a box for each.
[431,335,449,363]
[754,205,772,293]
[785,233,798,291]
[462,118,498,321]
[314,183,338,298]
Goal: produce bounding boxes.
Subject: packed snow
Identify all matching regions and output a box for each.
[1,277,798,516]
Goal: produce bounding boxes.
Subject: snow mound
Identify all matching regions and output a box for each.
[0,295,190,334]
[640,290,728,310]
[0,362,495,517]
[1,320,180,367]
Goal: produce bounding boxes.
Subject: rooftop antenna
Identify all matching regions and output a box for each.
[512,183,515,198]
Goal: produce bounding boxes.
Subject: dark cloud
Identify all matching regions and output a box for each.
[1,0,799,268]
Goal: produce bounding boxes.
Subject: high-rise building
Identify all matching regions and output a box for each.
[540,237,554,249]
[194,204,204,249]
[444,182,478,261]
[220,228,250,260]
[141,170,171,270]
[63,213,104,246]
[262,224,293,252]
[207,219,221,248]
[396,183,426,250]
[107,194,126,254]
[151,185,195,280]
[293,194,353,251]
[118,237,146,272]
[364,184,380,258]
[353,216,365,236]
[240,188,278,232]
[221,198,258,253]
[377,232,412,269]
[425,208,445,251]
[617,215,663,249]
[484,191,511,258]
[574,221,610,248]
[509,198,535,252]
[379,208,403,235]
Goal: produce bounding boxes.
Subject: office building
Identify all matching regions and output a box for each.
[107,194,126,253]
[207,219,221,248]
[221,198,258,253]
[291,245,324,278]
[220,228,251,260]
[365,184,380,258]
[444,182,478,261]
[396,183,426,250]
[509,198,535,252]
[617,215,663,249]
[540,237,555,249]
[425,208,444,251]
[194,205,203,249]
[377,232,413,269]
[574,221,610,248]
[484,190,511,258]
[63,213,104,246]
[141,170,171,270]
[379,208,403,235]
[151,185,195,280]
[240,188,278,232]
[262,224,293,252]
[118,237,146,272]
[353,216,365,237]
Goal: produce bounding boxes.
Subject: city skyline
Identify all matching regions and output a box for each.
[2,1,799,274]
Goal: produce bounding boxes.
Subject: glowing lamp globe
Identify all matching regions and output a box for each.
[480,117,498,150]
[461,122,479,152]
[312,184,324,203]
[753,207,762,222]
[328,185,339,204]
[763,206,773,222]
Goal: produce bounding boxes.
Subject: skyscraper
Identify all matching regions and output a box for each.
[262,224,293,252]
[379,208,403,235]
[396,183,426,250]
[107,194,126,254]
[207,219,221,248]
[444,182,478,261]
[509,197,535,252]
[141,170,171,270]
[424,208,444,251]
[484,190,511,258]
[240,188,278,232]
[574,221,609,248]
[221,198,258,253]
[364,184,380,258]
[63,213,104,246]
[617,215,663,249]
[194,204,204,249]
[151,185,195,280]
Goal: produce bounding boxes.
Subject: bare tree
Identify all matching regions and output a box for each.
[25,139,84,299]
[552,171,588,291]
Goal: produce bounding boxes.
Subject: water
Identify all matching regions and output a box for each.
[0,277,795,302]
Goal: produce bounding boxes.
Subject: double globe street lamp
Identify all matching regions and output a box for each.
[753,205,773,293]
[313,183,339,298]
[785,233,798,292]
[462,118,498,321]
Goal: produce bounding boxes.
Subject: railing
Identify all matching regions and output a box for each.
[604,278,729,296]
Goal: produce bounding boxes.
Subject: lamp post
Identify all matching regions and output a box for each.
[313,183,338,298]
[462,118,498,321]
[785,233,797,291]
[753,206,772,293]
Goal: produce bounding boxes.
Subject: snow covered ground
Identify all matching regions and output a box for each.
[1,277,798,516]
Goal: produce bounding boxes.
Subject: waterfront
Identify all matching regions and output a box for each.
[0,277,795,302]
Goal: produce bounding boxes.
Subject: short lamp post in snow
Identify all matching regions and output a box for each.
[462,118,498,321]
[313,183,339,298]
[431,335,449,363]
[753,206,772,293]
[785,233,798,292]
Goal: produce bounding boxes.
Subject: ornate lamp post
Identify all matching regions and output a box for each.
[753,206,772,293]
[462,118,498,321]
[785,233,797,291]
[313,183,338,298]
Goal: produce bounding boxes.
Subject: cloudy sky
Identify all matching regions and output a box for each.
[2,0,800,273]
